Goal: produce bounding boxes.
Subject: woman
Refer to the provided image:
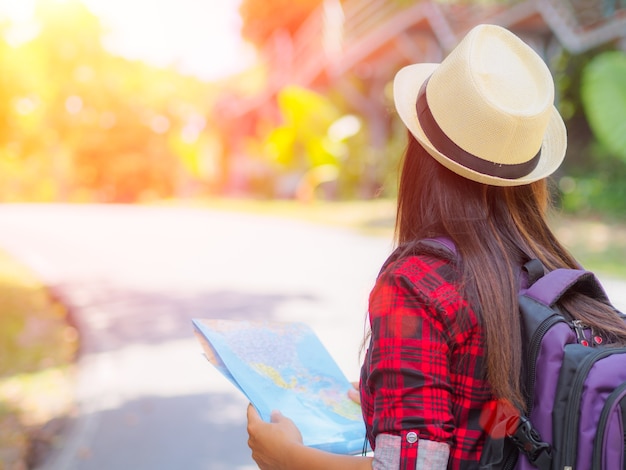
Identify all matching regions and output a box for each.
[246,24,626,469]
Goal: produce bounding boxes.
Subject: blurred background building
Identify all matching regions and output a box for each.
[222,0,626,203]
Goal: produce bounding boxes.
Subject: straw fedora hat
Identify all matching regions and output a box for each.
[393,24,567,186]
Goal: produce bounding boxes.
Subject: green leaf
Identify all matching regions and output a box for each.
[581,51,626,161]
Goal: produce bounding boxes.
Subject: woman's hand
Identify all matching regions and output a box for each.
[247,404,303,470]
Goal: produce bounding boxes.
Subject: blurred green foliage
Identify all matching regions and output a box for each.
[554,47,626,217]
[581,52,626,161]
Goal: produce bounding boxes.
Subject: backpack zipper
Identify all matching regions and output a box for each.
[524,314,564,412]
[572,319,590,346]
[592,382,626,469]
[560,348,626,469]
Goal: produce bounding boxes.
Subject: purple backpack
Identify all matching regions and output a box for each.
[419,238,626,469]
[501,260,626,470]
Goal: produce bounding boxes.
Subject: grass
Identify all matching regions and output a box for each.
[0,250,78,470]
[176,197,626,278]
[550,215,626,278]
[164,197,397,237]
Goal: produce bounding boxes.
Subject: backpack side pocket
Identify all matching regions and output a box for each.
[593,381,626,469]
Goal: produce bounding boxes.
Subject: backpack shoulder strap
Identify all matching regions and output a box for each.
[420,237,457,255]
[521,266,611,306]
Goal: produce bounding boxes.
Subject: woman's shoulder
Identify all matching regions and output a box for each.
[373,245,478,333]
[379,241,459,289]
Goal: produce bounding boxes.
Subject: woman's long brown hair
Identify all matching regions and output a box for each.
[395,133,626,408]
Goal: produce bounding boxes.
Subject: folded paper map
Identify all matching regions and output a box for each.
[192,318,368,455]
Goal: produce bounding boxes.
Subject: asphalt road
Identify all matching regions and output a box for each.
[0,204,624,470]
[0,204,393,470]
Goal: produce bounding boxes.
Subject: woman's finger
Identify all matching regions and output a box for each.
[270,410,284,423]
[348,387,361,404]
[348,381,361,404]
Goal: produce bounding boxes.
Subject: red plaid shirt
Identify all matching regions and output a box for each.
[360,252,493,469]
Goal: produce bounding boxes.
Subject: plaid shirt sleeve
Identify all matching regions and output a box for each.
[360,253,492,470]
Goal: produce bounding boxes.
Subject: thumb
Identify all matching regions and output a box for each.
[247,403,262,424]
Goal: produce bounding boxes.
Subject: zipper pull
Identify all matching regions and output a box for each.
[591,327,604,346]
[572,320,589,347]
